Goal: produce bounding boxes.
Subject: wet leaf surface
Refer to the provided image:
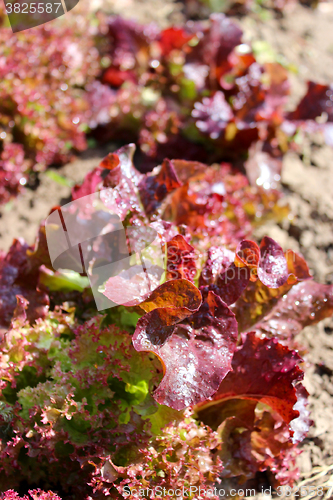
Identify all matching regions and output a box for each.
[133,292,237,409]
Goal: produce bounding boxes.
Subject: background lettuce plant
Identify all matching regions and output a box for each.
[0,6,99,204]
[1,9,333,205]
[91,14,333,181]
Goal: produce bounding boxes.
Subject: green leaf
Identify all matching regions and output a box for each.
[39,269,89,292]
[45,170,74,187]
[252,41,276,64]
[180,78,197,101]
[125,380,149,404]
[145,403,184,435]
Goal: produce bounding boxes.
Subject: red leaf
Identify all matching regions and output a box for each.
[233,250,312,333]
[131,279,202,344]
[133,292,237,409]
[192,92,234,139]
[168,159,208,184]
[0,144,28,205]
[139,277,202,314]
[138,158,182,215]
[202,236,288,306]
[99,144,144,220]
[258,236,288,288]
[199,246,234,287]
[285,249,312,282]
[159,27,194,57]
[165,234,197,282]
[211,263,251,306]
[245,141,283,190]
[196,332,306,428]
[286,82,333,147]
[217,410,301,486]
[73,144,143,221]
[235,239,260,270]
[102,67,135,87]
[100,153,121,185]
[0,239,49,331]
[288,81,333,122]
[103,263,163,307]
[190,14,243,80]
[72,167,104,200]
[105,16,158,76]
[253,280,333,343]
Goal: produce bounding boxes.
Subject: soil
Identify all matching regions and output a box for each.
[0,0,333,494]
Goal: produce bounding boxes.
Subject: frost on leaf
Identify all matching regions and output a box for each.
[257,236,288,288]
[202,237,289,306]
[132,279,202,348]
[192,92,234,139]
[253,280,333,344]
[197,332,306,425]
[138,158,182,216]
[133,291,237,410]
[165,234,197,282]
[195,332,311,485]
[233,249,311,333]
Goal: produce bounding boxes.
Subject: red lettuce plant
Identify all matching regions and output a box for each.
[1,491,61,499]
[184,0,313,18]
[1,10,331,207]
[91,14,332,185]
[0,145,332,498]
[0,7,99,204]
